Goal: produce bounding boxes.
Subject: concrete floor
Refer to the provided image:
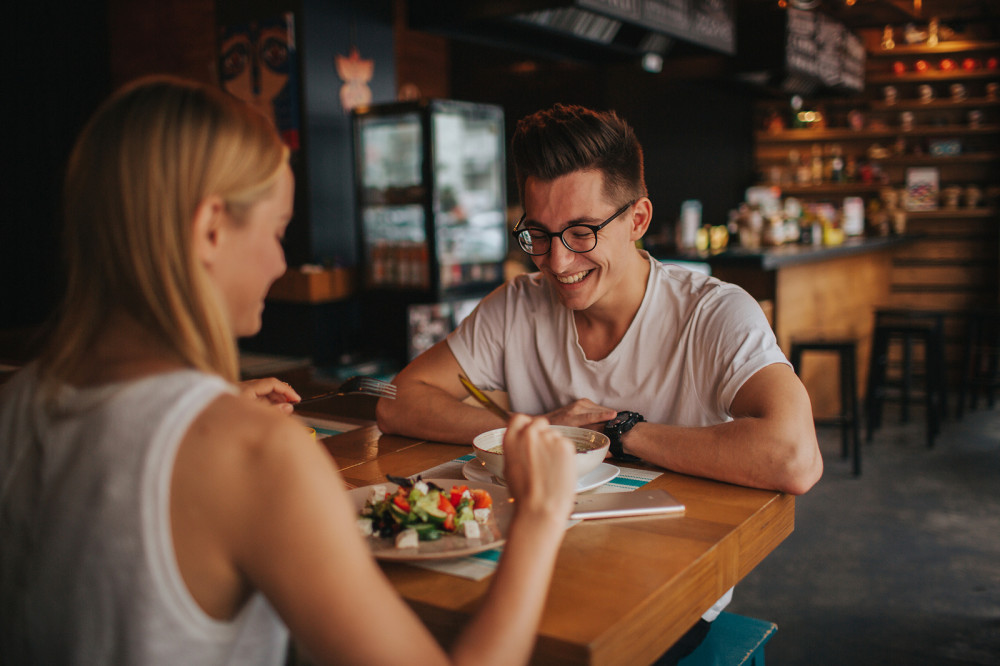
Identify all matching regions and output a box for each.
[727,404,1000,665]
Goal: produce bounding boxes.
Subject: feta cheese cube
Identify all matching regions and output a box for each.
[462,521,481,539]
[414,480,429,494]
[357,518,373,536]
[395,528,419,549]
[367,484,388,503]
[461,489,472,501]
[474,508,491,524]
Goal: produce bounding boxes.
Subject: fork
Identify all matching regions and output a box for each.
[296,376,397,405]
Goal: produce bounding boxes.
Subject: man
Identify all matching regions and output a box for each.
[377,101,822,663]
[377,102,822,497]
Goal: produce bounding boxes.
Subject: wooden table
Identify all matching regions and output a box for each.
[313,419,795,666]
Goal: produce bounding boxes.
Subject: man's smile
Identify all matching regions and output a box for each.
[555,269,591,284]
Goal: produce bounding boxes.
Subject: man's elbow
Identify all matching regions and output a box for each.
[775,432,823,495]
[374,398,402,435]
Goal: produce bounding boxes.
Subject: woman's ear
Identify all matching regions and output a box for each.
[192,195,227,267]
[630,197,653,241]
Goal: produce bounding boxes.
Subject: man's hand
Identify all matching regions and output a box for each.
[544,399,618,430]
[238,377,301,414]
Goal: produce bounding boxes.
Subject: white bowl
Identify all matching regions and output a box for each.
[472,425,610,481]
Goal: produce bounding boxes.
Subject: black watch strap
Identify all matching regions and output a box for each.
[604,411,644,462]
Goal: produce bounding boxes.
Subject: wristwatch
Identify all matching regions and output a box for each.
[604,411,644,462]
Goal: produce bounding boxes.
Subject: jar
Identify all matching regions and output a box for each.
[950,83,967,101]
[965,185,983,208]
[883,85,898,104]
[917,84,934,103]
[968,110,983,128]
[900,111,914,131]
[942,186,962,209]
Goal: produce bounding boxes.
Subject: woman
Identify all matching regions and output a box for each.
[0,76,577,665]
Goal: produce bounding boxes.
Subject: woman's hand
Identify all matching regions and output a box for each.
[500,414,576,523]
[238,377,301,414]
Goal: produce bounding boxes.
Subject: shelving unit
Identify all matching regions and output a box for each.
[753,28,1000,388]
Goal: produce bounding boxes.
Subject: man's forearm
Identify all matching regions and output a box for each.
[376,383,506,444]
[622,417,821,495]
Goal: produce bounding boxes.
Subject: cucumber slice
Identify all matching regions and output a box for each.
[412,523,443,541]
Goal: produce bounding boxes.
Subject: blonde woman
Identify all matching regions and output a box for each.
[0,76,577,665]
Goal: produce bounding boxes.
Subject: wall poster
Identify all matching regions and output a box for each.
[219,12,301,151]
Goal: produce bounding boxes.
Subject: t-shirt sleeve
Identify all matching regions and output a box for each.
[692,285,791,416]
[445,283,510,392]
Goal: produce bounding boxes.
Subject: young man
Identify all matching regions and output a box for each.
[377,102,822,497]
[377,102,822,661]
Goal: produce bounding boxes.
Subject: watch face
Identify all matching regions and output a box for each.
[608,412,630,429]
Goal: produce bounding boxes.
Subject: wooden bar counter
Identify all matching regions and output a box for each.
[314,421,795,666]
[657,236,911,418]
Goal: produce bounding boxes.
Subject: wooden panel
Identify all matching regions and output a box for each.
[892,264,996,287]
[394,0,450,100]
[108,0,218,87]
[892,239,998,261]
[774,252,892,419]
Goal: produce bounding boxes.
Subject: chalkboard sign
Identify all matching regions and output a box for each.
[578,0,736,55]
[839,29,865,92]
[782,7,863,93]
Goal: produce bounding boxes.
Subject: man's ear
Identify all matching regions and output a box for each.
[630,197,653,241]
[192,195,227,267]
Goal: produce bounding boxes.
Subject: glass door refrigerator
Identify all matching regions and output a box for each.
[352,99,507,367]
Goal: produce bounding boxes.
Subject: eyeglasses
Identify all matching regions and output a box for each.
[511,199,636,256]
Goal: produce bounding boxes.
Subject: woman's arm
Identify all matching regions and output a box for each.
[172,399,575,665]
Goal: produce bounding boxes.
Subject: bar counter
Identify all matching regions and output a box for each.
[655,235,914,418]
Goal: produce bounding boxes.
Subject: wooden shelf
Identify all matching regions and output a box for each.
[756,153,1000,167]
[775,183,885,196]
[877,153,1000,166]
[267,266,356,303]
[869,98,1000,111]
[905,208,998,219]
[868,70,1000,84]
[756,125,1000,142]
[868,41,1000,57]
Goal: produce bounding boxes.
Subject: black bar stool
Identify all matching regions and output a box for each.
[790,338,861,476]
[957,306,1000,417]
[865,309,947,448]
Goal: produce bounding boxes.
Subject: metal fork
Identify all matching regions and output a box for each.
[296,376,397,405]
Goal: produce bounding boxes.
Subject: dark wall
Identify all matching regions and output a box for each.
[3,3,112,346]
[299,0,396,267]
[448,41,756,241]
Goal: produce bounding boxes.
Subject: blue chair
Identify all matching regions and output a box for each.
[677,612,778,666]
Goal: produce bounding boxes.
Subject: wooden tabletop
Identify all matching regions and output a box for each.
[314,420,795,666]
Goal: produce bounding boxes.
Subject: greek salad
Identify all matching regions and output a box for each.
[358,478,493,548]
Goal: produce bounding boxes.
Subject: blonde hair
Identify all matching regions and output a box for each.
[40,75,289,384]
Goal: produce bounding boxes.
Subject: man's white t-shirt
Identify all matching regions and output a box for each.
[447,252,789,624]
[448,252,789,425]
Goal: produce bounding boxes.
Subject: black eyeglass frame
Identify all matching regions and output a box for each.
[510,199,637,256]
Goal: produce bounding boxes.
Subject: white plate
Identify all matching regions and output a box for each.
[462,459,620,494]
[349,478,512,562]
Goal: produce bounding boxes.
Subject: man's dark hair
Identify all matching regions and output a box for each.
[511,103,647,206]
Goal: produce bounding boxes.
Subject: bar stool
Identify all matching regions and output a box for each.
[790,338,861,476]
[957,306,1000,417]
[676,612,777,666]
[865,308,947,448]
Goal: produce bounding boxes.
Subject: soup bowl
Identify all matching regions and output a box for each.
[472,425,610,481]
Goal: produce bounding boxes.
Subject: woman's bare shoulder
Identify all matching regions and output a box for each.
[180,393,322,480]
